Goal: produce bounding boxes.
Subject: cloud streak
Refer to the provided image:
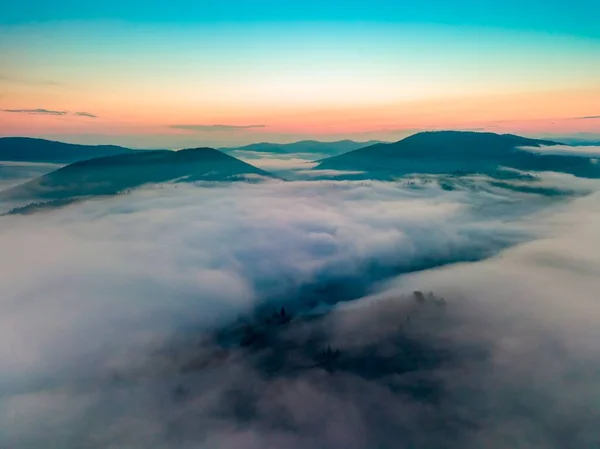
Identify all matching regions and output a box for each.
[3,108,68,116]
[73,111,98,118]
[2,109,98,118]
[574,115,600,120]
[170,124,266,132]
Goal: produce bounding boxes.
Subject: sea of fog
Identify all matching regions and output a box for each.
[1,159,599,449]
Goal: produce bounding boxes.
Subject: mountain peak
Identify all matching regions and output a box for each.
[2,147,275,202]
[315,131,597,180]
[399,130,561,146]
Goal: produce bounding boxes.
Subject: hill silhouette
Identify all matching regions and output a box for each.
[315,131,600,179]
[2,147,275,202]
[0,137,140,163]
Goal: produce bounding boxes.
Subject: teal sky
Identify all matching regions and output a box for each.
[2,0,600,39]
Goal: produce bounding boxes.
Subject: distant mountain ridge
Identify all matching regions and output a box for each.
[0,137,141,163]
[0,137,382,165]
[316,131,600,179]
[2,147,275,202]
[221,139,381,156]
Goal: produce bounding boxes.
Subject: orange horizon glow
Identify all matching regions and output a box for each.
[2,88,599,146]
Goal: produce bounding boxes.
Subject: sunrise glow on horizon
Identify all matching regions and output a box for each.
[1,0,599,148]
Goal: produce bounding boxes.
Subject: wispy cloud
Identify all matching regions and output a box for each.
[3,108,67,116]
[519,144,600,157]
[73,111,97,118]
[170,124,266,132]
[2,109,98,118]
[0,74,62,87]
[573,115,600,120]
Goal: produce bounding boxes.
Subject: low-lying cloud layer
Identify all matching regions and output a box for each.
[0,161,63,190]
[225,150,320,173]
[0,171,599,448]
[520,144,600,158]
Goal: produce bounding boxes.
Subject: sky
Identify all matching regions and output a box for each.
[1,0,600,148]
